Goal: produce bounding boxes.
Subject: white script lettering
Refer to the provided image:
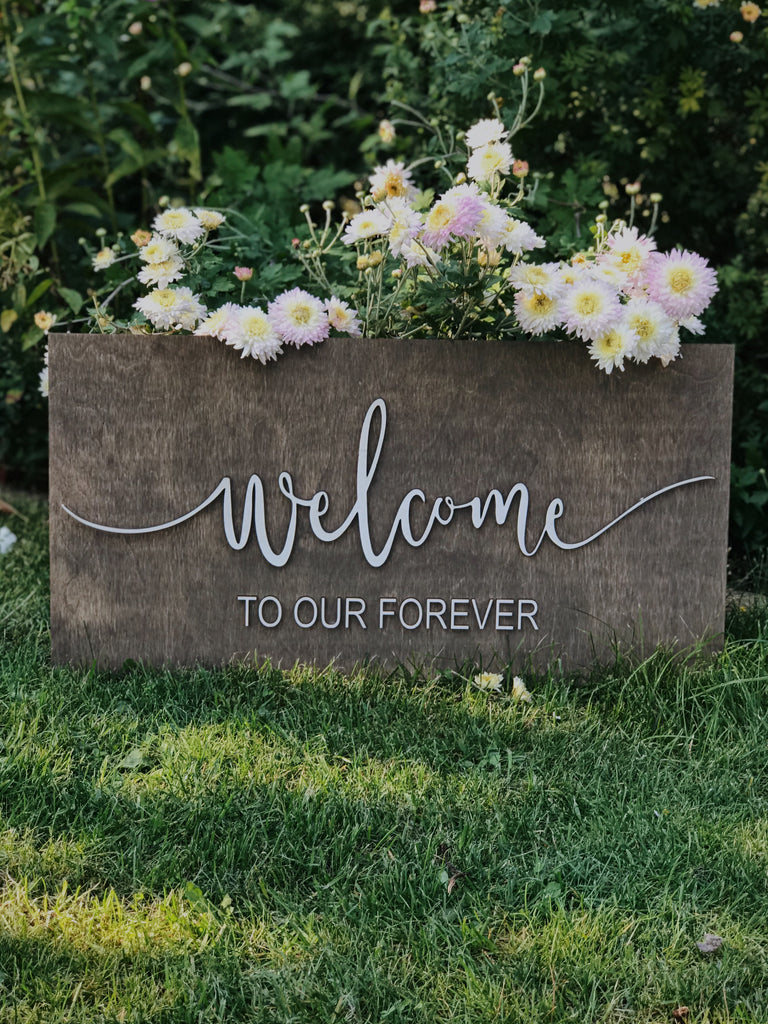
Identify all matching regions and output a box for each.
[63,398,714,569]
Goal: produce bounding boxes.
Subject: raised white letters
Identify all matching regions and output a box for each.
[63,398,713,569]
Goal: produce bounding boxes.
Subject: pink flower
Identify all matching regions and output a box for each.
[421,183,485,250]
[267,288,330,347]
[644,249,718,320]
[234,266,253,281]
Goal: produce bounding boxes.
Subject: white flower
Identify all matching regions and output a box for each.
[225,306,283,363]
[369,160,416,201]
[268,288,330,347]
[511,676,533,703]
[325,296,362,336]
[467,141,513,182]
[560,276,623,342]
[152,207,205,245]
[475,201,510,249]
[133,286,206,330]
[0,526,17,555]
[139,235,181,265]
[399,238,441,269]
[473,671,503,693]
[680,315,705,335]
[39,366,49,397]
[514,288,562,335]
[622,297,677,363]
[194,303,241,340]
[382,198,423,257]
[502,218,546,255]
[465,118,508,150]
[587,324,638,374]
[194,208,226,230]
[137,256,185,288]
[342,209,391,245]
[92,248,116,271]
[509,261,564,297]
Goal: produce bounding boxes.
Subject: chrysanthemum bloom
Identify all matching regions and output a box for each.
[514,289,562,334]
[140,234,181,266]
[342,209,390,245]
[622,297,676,363]
[194,303,240,340]
[680,315,705,335]
[512,159,529,178]
[233,266,253,281]
[561,278,623,341]
[420,0,436,12]
[383,198,423,257]
[369,160,416,200]
[195,208,226,230]
[465,118,508,150]
[152,207,205,245]
[326,296,363,336]
[502,218,546,255]
[38,366,49,398]
[740,2,761,21]
[268,288,330,347]
[508,261,564,297]
[475,201,509,249]
[225,307,283,363]
[134,286,206,330]
[644,249,718,319]
[131,229,152,247]
[602,225,656,279]
[652,326,682,367]
[34,311,55,332]
[137,255,185,288]
[467,141,513,183]
[473,672,503,693]
[377,119,396,143]
[399,238,441,269]
[587,324,638,374]
[421,183,485,250]
[92,248,116,270]
[511,676,533,703]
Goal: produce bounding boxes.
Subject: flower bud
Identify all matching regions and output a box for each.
[455,172,467,184]
[233,266,253,281]
[377,120,395,144]
[299,203,310,214]
[368,251,383,267]
[128,21,143,35]
[175,62,193,77]
[291,237,300,249]
[512,159,529,178]
[533,67,546,81]
[625,181,641,196]
[650,192,662,204]
[322,200,335,211]
[512,63,526,76]
[357,255,369,270]
[595,214,607,225]
[730,30,744,42]
[131,229,152,247]
[140,75,152,91]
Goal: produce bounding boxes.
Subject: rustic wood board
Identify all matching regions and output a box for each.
[48,336,734,671]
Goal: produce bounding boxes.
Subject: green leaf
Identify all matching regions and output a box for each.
[226,93,272,111]
[26,279,53,307]
[33,201,57,248]
[57,287,83,314]
[530,10,555,35]
[21,326,44,350]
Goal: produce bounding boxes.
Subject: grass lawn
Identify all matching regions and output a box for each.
[0,493,767,1023]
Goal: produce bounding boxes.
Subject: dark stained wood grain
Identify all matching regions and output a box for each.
[48,335,734,671]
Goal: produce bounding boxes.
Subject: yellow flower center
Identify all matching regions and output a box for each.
[154,290,177,309]
[384,172,407,197]
[667,267,695,295]
[628,314,653,340]
[526,293,556,315]
[575,292,601,316]
[290,302,313,325]
[426,202,453,231]
[596,330,622,356]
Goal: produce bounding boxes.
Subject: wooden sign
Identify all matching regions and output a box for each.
[48,336,733,671]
